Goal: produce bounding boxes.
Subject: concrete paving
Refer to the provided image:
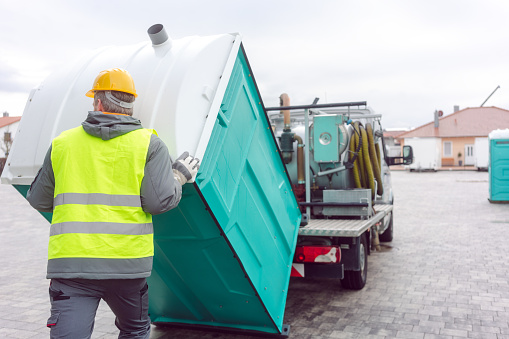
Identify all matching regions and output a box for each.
[1,170,508,338]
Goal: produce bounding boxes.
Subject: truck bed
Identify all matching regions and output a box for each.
[299,204,393,237]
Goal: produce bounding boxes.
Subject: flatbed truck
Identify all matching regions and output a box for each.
[267,101,413,289]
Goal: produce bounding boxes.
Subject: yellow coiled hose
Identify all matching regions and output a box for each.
[366,123,383,196]
[349,125,361,189]
[348,122,383,199]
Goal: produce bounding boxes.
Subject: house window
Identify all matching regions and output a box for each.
[443,141,452,157]
[4,132,11,143]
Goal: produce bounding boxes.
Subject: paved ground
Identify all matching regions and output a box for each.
[1,170,508,338]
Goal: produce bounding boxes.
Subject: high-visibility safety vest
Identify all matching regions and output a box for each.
[48,126,155,279]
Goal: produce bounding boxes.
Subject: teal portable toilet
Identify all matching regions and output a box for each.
[1,24,301,336]
[488,129,509,203]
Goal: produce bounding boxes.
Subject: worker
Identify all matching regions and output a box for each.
[26,68,199,339]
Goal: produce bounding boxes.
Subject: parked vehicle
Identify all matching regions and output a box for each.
[267,100,413,289]
[405,137,440,171]
[475,137,489,171]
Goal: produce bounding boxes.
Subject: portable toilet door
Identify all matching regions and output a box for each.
[488,129,509,203]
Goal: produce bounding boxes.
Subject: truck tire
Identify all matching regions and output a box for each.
[340,234,368,290]
[379,211,393,242]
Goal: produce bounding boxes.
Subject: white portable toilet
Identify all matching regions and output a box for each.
[1,24,300,337]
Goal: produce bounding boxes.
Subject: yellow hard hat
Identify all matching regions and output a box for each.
[86,68,137,98]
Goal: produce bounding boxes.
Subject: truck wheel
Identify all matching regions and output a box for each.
[340,234,368,290]
[379,212,393,242]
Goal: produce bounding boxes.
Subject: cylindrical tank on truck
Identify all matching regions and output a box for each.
[266,97,413,290]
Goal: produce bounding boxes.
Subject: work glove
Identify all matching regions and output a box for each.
[172,151,200,185]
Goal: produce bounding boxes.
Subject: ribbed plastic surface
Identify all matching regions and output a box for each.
[147,48,301,335]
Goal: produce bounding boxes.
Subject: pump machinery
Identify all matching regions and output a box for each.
[267,94,413,290]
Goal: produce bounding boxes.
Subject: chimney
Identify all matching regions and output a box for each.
[454,105,459,113]
[2,111,8,117]
[434,110,439,128]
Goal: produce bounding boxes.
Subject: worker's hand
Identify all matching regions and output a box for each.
[172,169,187,186]
[172,151,200,185]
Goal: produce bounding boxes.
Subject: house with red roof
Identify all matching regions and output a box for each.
[0,112,21,158]
[398,107,509,170]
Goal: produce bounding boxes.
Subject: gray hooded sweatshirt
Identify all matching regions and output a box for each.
[27,111,182,215]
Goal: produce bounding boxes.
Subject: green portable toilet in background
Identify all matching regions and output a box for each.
[488,129,509,203]
[1,24,301,336]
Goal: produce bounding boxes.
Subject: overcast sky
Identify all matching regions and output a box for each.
[1,0,508,128]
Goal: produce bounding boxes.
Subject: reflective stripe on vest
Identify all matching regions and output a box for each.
[50,222,153,236]
[54,193,142,208]
[49,126,155,278]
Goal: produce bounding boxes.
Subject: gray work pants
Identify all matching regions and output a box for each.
[47,278,151,339]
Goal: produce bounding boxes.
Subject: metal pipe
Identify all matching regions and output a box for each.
[480,85,500,107]
[316,165,347,177]
[148,24,171,46]
[266,101,367,111]
[268,110,378,120]
[280,93,291,129]
[299,202,369,207]
[294,135,305,184]
[329,113,382,119]
[304,109,311,219]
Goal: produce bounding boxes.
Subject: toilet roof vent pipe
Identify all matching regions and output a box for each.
[148,24,172,47]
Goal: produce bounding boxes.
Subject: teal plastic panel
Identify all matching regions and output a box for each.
[148,47,301,335]
[149,186,281,333]
[13,185,52,222]
[313,115,345,163]
[489,139,509,201]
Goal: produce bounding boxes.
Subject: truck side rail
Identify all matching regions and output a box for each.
[265,101,367,111]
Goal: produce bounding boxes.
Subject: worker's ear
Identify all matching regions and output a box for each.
[95,99,104,112]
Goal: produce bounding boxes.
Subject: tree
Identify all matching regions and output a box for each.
[1,129,13,157]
